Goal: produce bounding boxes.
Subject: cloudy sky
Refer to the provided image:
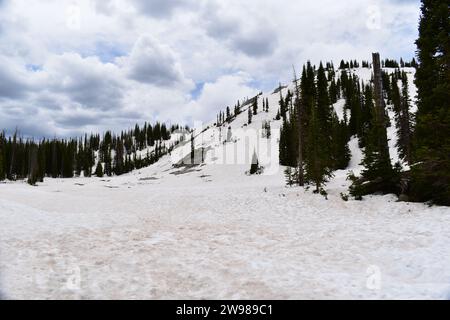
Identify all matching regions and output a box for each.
[0,0,420,138]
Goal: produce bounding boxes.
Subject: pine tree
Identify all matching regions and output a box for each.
[83,136,93,177]
[75,138,83,176]
[27,144,39,185]
[95,162,104,177]
[344,73,363,138]
[279,84,286,120]
[350,53,396,199]
[391,73,401,115]
[8,130,18,180]
[0,133,4,181]
[248,107,252,124]
[329,78,338,104]
[350,110,399,198]
[304,105,333,193]
[278,117,290,166]
[226,106,231,122]
[316,62,333,165]
[331,113,351,170]
[190,133,195,165]
[275,109,281,120]
[411,0,450,205]
[284,166,294,186]
[61,141,75,178]
[114,139,124,175]
[51,140,58,178]
[293,66,305,186]
[154,122,161,141]
[104,148,112,177]
[279,63,314,183]
[252,97,258,115]
[360,84,375,147]
[250,150,259,175]
[37,142,45,182]
[395,72,413,163]
[147,124,154,146]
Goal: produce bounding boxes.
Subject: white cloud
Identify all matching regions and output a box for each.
[41,53,125,110]
[186,72,257,122]
[130,0,197,18]
[0,0,421,137]
[0,56,31,99]
[124,35,193,89]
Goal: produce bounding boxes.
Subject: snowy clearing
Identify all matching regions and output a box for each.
[1,161,450,300]
[1,67,449,300]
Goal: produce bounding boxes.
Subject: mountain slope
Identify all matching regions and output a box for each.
[1,66,450,300]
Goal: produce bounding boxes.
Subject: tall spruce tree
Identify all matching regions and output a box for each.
[252,97,258,115]
[293,66,304,185]
[104,148,112,177]
[279,84,287,120]
[0,132,5,181]
[299,62,333,192]
[95,162,103,177]
[331,112,351,170]
[304,104,333,193]
[190,133,195,165]
[395,72,413,164]
[360,84,375,148]
[250,150,259,175]
[411,0,450,205]
[114,139,124,175]
[350,54,398,199]
[316,62,334,166]
[27,144,39,185]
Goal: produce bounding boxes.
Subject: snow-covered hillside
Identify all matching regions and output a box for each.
[1,66,450,300]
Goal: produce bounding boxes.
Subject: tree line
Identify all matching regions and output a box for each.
[338,57,418,70]
[0,122,187,185]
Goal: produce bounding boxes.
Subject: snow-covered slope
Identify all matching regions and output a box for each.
[165,66,417,189]
[1,67,450,300]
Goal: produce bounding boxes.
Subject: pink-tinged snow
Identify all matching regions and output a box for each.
[2,68,449,300]
[1,162,450,300]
